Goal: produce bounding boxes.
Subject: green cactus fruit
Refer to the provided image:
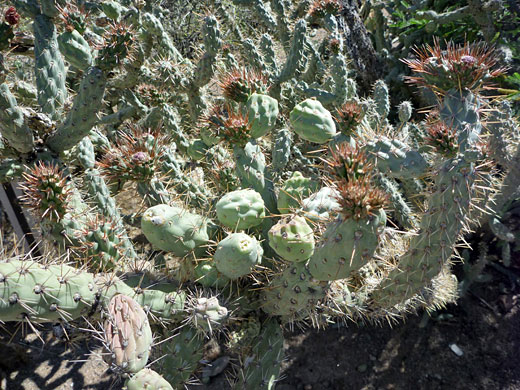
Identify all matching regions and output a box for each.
[189,296,229,334]
[141,204,209,257]
[236,318,284,390]
[104,294,153,374]
[290,98,336,144]
[187,139,208,161]
[214,233,263,279]
[277,171,319,213]
[262,262,327,316]
[0,260,97,323]
[308,209,386,281]
[268,215,315,262]
[246,93,279,139]
[216,189,265,230]
[159,327,204,388]
[302,187,341,222]
[125,369,173,390]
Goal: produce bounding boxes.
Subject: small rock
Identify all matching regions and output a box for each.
[449,343,463,356]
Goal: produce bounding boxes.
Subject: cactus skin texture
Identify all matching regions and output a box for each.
[141,204,209,257]
[214,232,263,279]
[216,188,265,230]
[246,93,279,138]
[236,318,284,389]
[290,98,337,143]
[103,294,153,374]
[0,260,97,323]
[159,327,204,389]
[125,369,173,390]
[262,262,327,316]
[268,215,315,262]
[308,209,387,281]
[371,157,476,308]
[277,171,319,213]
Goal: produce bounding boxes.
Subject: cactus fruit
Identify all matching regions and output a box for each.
[245,93,279,138]
[125,369,173,390]
[290,98,337,143]
[214,233,263,279]
[103,294,153,374]
[216,189,265,230]
[277,171,319,213]
[268,215,315,262]
[141,204,209,257]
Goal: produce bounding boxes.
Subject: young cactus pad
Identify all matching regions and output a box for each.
[103,294,153,374]
[246,93,279,138]
[141,204,209,257]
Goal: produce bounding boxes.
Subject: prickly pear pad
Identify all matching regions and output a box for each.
[141,204,209,257]
[0,260,97,322]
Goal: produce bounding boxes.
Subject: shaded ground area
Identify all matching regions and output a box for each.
[279,271,520,390]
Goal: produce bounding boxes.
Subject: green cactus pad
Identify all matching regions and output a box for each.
[187,139,208,161]
[216,189,265,230]
[277,171,319,213]
[290,98,337,144]
[125,369,173,390]
[0,260,97,323]
[189,296,229,334]
[159,327,204,388]
[246,93,279,139]
[268,215,315,262]
[236,318,284,390]
[262,262,327,316]
[214,233,263,279]
[302,187,341,222]
[308,209,386,281]
[57,30,93,70]
[141,204,209,257]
